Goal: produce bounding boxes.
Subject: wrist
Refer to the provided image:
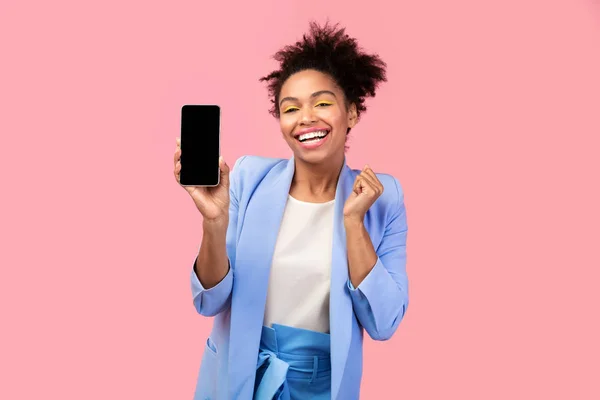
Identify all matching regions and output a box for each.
[203,216,228,233]
[344,215,364,229]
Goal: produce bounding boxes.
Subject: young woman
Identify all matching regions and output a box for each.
[174,21,409,400]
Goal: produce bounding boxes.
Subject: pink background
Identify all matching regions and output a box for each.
[2,0,599,398]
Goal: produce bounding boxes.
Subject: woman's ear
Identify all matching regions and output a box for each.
[347,103,358,129]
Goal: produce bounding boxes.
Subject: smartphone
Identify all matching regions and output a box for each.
[180,105,221,187]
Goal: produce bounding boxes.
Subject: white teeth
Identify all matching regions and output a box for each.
[298,130,328,142]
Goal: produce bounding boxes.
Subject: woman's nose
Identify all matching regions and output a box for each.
[299,107,316,124]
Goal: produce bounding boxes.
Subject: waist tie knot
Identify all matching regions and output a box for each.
[254,324,332,400]
[254,349,291,399]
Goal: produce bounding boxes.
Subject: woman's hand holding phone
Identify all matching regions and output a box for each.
[174,138,230,227]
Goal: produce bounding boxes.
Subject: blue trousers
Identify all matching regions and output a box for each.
[253,324,331,400]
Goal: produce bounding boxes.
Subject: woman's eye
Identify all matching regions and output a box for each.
[315,102,333,107]
[283,107,299,113]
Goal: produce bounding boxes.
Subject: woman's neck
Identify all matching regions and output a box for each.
[289,154,344,202]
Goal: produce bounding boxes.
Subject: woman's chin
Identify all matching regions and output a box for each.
[294,150,341,166]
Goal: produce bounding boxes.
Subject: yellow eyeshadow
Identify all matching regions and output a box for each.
[283,106,299,112]
[316,101,334,106]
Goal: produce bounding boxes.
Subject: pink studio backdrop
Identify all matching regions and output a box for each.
[1,0,599,399]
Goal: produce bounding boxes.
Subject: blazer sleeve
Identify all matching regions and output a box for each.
[347,177,409,341]
[190,156,246,317]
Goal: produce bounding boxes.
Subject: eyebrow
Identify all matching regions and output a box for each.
[279,90,337,106]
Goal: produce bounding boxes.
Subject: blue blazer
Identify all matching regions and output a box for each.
[191,155,409,400]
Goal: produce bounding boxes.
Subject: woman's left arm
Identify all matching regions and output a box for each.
[344,170,409,341]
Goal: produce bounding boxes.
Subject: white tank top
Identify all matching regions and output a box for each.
[263,195,335,334]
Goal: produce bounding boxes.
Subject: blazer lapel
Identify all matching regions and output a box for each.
[330,161,355,400]
[228,157,295,397]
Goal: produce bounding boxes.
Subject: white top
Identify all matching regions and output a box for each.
[263,195,335,334]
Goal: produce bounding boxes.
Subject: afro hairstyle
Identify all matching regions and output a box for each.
[259,21,387,125]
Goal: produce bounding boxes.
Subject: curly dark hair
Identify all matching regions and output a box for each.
[259,21,387,123]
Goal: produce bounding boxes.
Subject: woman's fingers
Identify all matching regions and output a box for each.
[174,144,181,185]
[354,176,374,195]
[218,157,230,188]
[174,161,181,183]
[361,166,384,194]
[359,171,377,188]
[352,177,363,194]
[174,138,196,196]
[174,138,181,164]
[358,173,379,195]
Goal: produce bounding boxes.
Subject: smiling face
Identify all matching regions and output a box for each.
[278,69,357,165]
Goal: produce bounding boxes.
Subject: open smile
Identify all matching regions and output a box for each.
[295,129,330,149]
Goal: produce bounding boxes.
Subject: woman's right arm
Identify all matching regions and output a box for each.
[174,138,245,317]
[190,157,244,316]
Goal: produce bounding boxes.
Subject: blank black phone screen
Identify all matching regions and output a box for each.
[180,105,220,186]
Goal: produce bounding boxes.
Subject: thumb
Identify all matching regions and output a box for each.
[219,156,230,187]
